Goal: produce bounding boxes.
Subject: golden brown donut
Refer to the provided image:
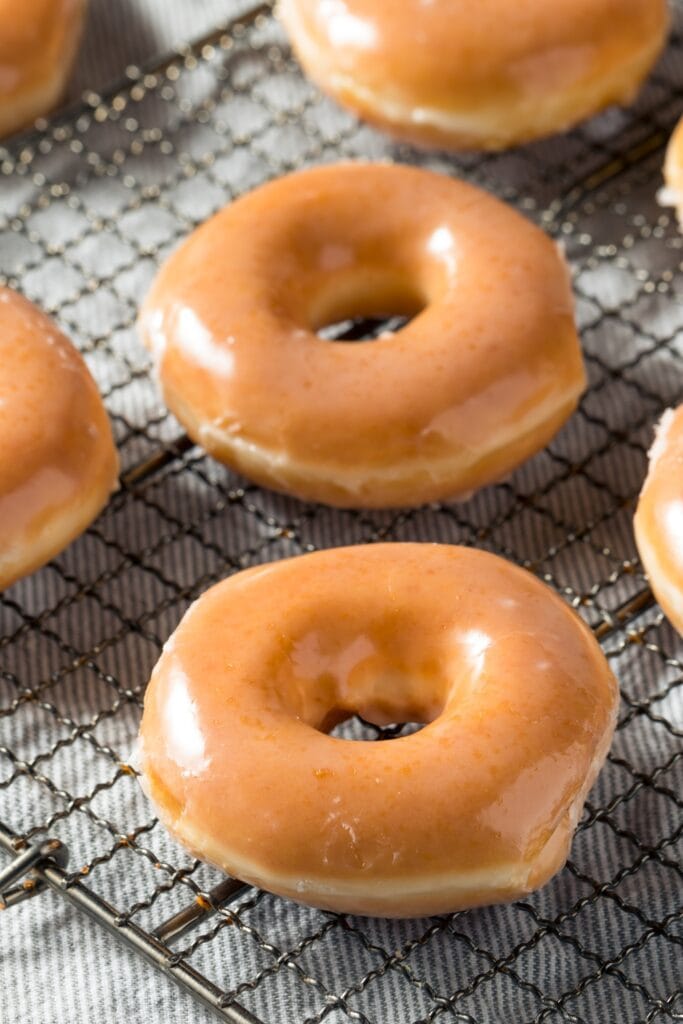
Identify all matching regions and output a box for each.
[0,0,87,138]
[0,287,119,590]
[139,163,585,509]
[279,0,669,150]
[634,407,683,635]
[138,544,618,917]
[660,118,683,228]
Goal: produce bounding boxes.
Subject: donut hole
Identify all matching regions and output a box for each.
[280,608,451,739]
[309,688,444,739]
[317,314,412,342]
[328,717,427,741]
[311,269,426,342]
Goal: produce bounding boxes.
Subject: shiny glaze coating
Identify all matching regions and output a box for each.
[0,288,119,590]
[279,0,669,150]
[0,0,87,138]
[139,163,585,509]
[661,118,683,229]
[635,407,683,635]
[138,544,618,917]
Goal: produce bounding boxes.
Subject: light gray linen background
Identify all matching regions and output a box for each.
[1,2,682,1024]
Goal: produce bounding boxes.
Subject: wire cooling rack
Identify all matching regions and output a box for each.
[1,4,682,1022]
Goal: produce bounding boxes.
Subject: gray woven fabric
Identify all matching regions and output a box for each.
[1,2,682,1023]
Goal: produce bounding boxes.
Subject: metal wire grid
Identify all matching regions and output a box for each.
[0,4,682,1022]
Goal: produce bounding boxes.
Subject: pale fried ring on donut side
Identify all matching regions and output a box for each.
[138,544,618,918]
[139,163,586,509]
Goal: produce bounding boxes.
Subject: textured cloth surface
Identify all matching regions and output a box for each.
[1,2,682,1024]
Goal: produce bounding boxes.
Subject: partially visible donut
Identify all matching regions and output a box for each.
[0,288,118,590]
[635,406,683,635]
[279,0,669,150]
[138,543,618,917]
[660,118,683,228]
[139,163,585,509]
[0,0,87,138]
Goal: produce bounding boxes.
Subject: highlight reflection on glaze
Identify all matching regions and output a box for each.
[663,500,683,567]
[318,0,377,48]
[162,665,210,776]
[174,306,235,379]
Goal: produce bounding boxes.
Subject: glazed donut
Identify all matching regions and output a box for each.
[139,163,585,509]
[278,0,669,151]
[634,407,683,635]
[660,118,683,228]
[0,288,118,591]
[0,0,87,139]
[138,544,618,917]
